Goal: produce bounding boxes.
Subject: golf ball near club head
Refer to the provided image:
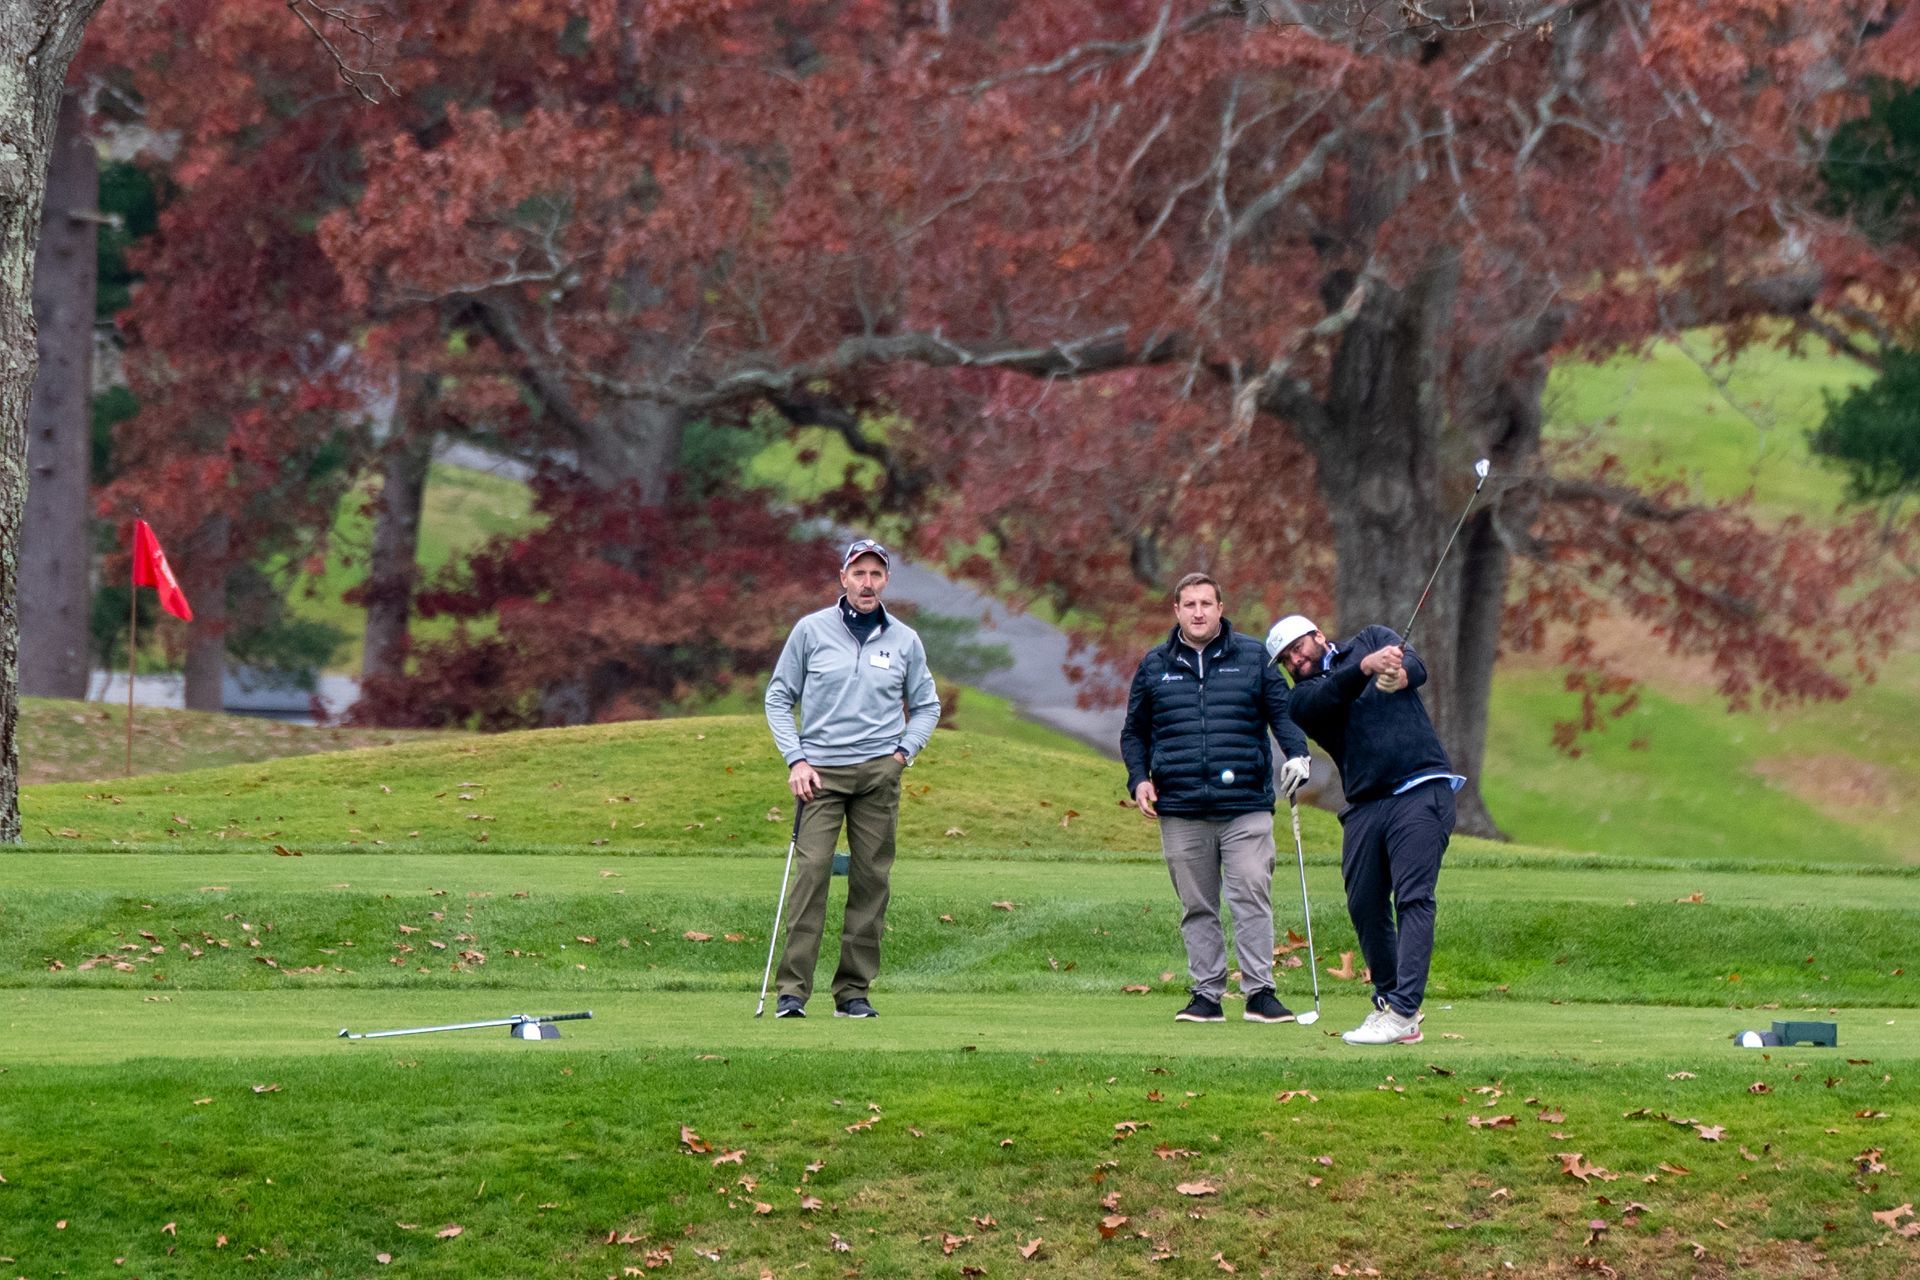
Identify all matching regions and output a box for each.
[1219,769,1235,784]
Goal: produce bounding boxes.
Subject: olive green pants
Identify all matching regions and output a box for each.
[776,754,905,1005]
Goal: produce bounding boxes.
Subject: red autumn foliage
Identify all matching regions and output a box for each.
[72,1,1920,822]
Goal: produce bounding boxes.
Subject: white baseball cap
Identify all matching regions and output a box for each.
[1264,615,1319,662]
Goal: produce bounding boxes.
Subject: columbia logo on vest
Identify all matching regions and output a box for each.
[1160,673,1186,682]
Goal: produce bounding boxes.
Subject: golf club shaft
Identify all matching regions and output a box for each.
[1400,466,1491,649]
[755,801,804,1016]
[343,1011,592,1040]
[1290,800,1320,1016]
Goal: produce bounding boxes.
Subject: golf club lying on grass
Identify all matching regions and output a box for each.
[338,1011,592,1040]
[1379,457,1491,689]
[754,801,804,1018]
[1287,799,1321,1026]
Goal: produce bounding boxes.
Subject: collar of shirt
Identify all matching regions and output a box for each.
[839,596,887,634]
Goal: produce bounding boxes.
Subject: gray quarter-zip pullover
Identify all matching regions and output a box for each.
[765,600,941,766]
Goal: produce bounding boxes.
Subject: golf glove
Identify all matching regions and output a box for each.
[1279,756,1311,799]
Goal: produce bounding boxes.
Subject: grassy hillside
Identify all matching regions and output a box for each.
[4,714,1916,1277]
[1543,334,1871,518]
[17,697,441,786]
[17,713,1235,856]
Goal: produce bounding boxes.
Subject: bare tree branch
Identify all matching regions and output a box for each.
[287,0,397,104]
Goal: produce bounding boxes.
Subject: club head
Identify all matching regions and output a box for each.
[337,1028,349,1038]
[1297,1010,1320,1025]
[1473,458,1491,481]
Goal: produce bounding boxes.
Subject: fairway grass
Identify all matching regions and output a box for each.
[3,1029,1914,1278]
[7,716,1919,1277]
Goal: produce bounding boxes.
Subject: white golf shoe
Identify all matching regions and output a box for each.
[1342,1005,1423,1046]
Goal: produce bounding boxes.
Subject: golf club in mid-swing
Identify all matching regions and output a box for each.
[1377,458,1491,690]
[1287,799,1321,1026]
[754,801,804,1017]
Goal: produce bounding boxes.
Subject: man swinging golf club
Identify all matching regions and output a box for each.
[763,538,940,1019]
[1266,616,1461,1046]
[1265,460,1488,1046]
[1122,572,1314,1024]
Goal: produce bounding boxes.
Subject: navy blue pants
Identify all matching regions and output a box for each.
[1338,779,1455,1017]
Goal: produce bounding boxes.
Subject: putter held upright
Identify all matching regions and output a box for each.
[1288,800,1321,1026]
[754,802,804,1018]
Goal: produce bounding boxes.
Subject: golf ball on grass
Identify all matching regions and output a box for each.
[1219,769,1235,784]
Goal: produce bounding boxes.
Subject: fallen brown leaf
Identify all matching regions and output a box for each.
[1019,1237,1044,1259]
[1872,1203,1915,1229]
[1177,1180,1218,1197]
[1558,1153,1605,1183]
[435,1224,463,1239]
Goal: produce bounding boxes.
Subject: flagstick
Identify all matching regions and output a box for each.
[126,557,137,777]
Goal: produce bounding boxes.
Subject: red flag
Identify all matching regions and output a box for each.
[131,518,193,621]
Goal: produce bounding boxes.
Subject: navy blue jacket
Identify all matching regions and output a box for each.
[1120,619,1310,819]
[1285,625,1452,807]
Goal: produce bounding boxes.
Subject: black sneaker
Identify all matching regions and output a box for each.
[834,997,879,1019]
[775,995,807,1018]
[1243,989,1296,1023]
[1174,993,1226,1023]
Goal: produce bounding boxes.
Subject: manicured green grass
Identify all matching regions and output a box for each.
[17,698,443,786]
[3,850,1915,1008]
[2,1022,1914,1277]
[6,715,1918,1277]
[16,715,1190,856]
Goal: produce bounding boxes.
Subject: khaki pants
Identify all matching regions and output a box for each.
[1159,811,1277,1001]
[776,754,905,1005]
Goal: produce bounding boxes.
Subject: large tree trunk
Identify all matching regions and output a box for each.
[360,373,436,684]
[580,397,682,503]
[1299,247,1515,837]
[1,3,109,840]
[1289,246,1559,838]
[181,512,229,712]
[19,86,96,699]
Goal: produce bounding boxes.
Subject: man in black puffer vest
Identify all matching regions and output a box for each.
[1267,615,1461,1048]
[1122,573,1313,1024]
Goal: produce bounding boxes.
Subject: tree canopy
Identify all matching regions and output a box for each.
[51,0,1920,834]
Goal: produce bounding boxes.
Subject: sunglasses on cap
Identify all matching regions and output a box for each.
[842,538,890,568]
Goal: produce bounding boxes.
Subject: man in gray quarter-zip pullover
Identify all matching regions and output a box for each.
[764,538,940,1019]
